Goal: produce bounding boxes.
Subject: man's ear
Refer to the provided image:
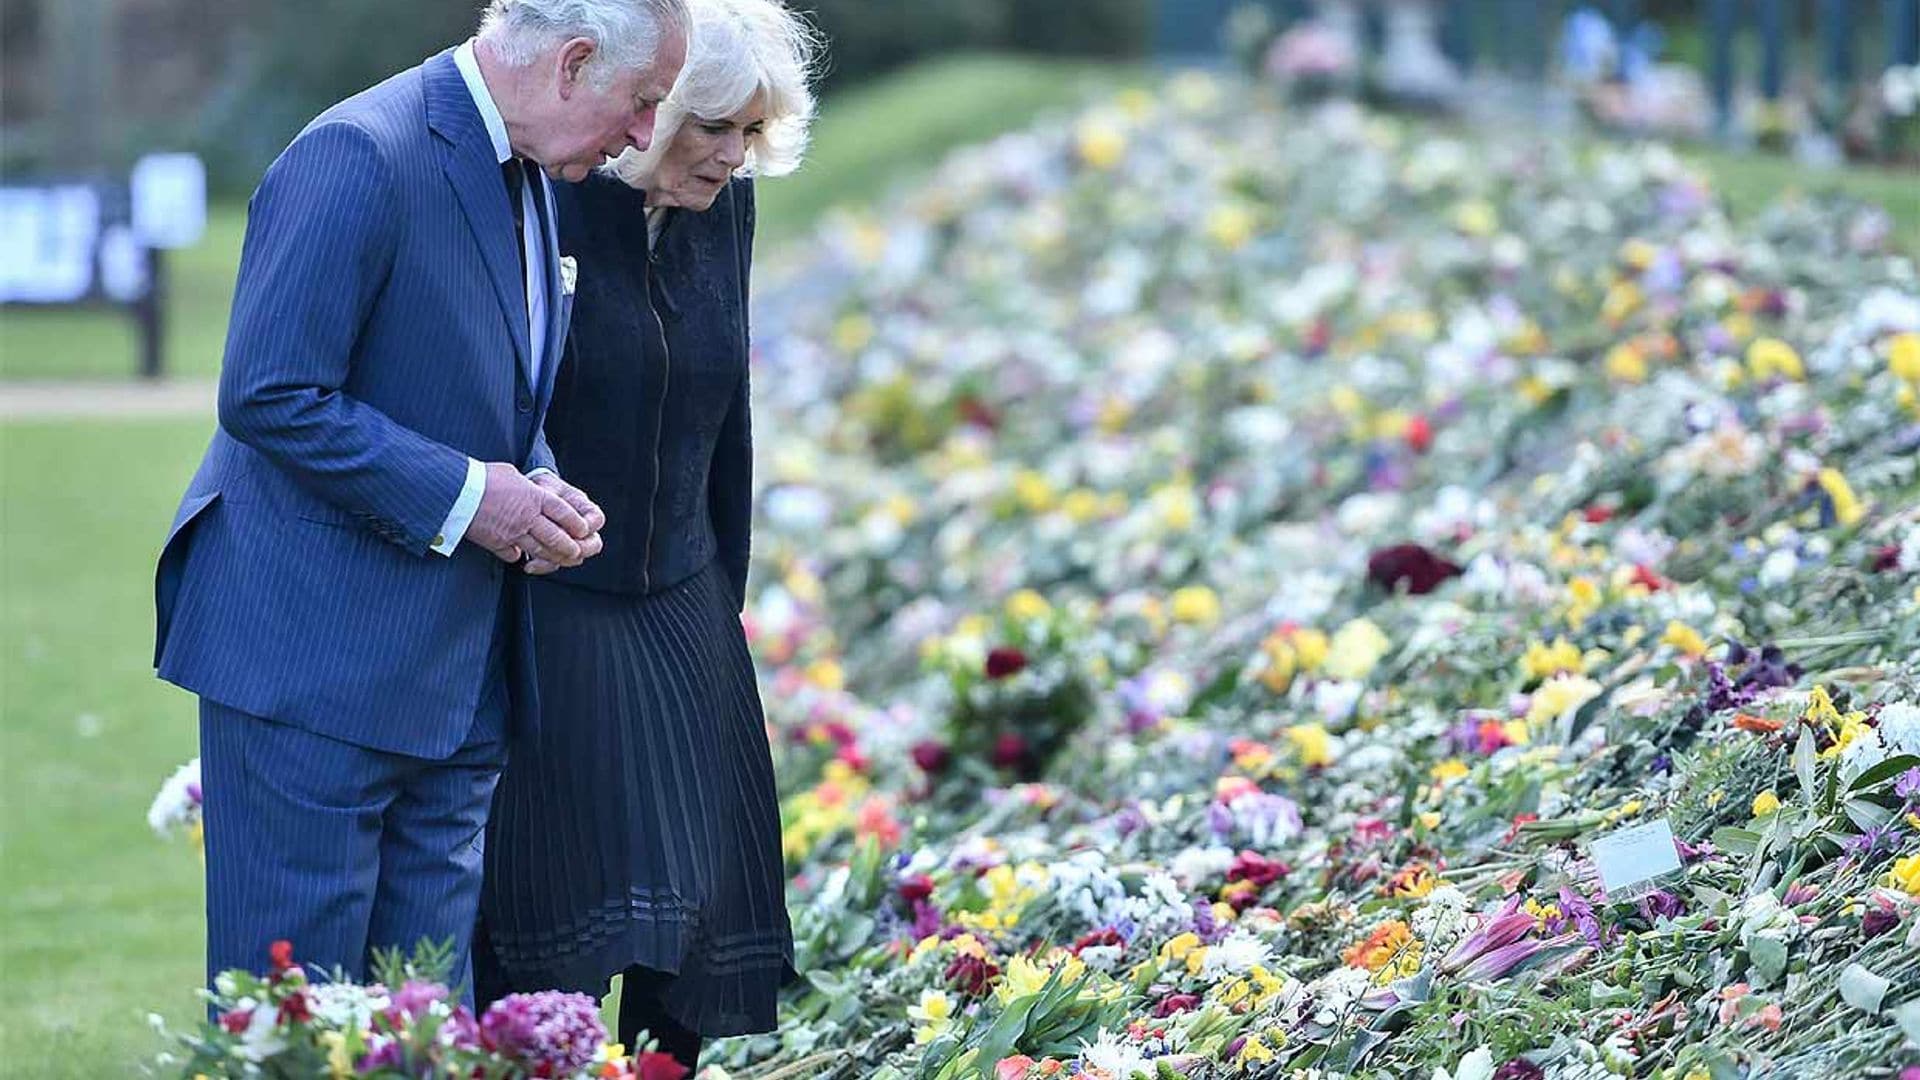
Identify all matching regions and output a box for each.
[555,37,597,100]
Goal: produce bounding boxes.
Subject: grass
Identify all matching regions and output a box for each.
[0,419,212,1072]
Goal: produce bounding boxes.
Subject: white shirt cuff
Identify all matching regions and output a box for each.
[526,467,556,480]
[430,457,488,556]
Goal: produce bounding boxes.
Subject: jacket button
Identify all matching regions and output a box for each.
[516,394,534,413]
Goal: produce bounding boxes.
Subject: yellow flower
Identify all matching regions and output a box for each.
[909,989,955,1044]
[1452,200,1498,238]
[1324,618,1391,680]
[1286,724,1334,768]
[1151,483,1199,532]
[1417,810,1442,829]
[1235,1033,1277,1066]
[1206,203,1259,250]
[1746,337,1805,381]
[1522,637,1585,682]
[1005,589,1052,622]
[805,658,845,692]
[1170,585,1221,626]
[1618,238,1658,271]
[995,953,1056,1004]
[1605,342,1648,383]
[1258,633,1299,693]
[1660,621,1708,658]
[1815,468,1866,527]
[1890,332,1920,383]
[1076,117,1127,169]
[1501,719,1533,747]
[1601,280,1643,324]
[1885,853,1920,895]
[322,1032,353,1079]
[1751,791,1781,817]
[1430,759,1470,783]
[1565,576,1603,628]
[1526,674,1603,728]
[832,313,874,353]
[1013,470,1056,513]
[1062,488,1104,523]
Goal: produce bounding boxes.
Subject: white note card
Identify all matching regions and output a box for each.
[1589,817,1682,894]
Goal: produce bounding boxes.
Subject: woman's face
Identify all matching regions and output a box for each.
[645,95,769,211]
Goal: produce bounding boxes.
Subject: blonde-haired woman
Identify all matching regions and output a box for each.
[474,0,819,1067]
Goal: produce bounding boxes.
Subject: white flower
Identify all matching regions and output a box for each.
[1738,891,1801,946]
[1075,1026,1154,1078]
[235,999,287,1061]
[1306,965,1374,1025]
[1898,526,1920,574]
[146,758,201,837]
[1838,725,1889,783]
[1168,845,1235,890]
[1313,679,1364,724]
[308,983,388,1030]
[1411,885,1472,954]
[1758,548,1800,587]
[1878,702,1920,757]
[1199,929,1275,980]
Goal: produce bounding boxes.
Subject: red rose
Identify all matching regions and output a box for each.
[910,740,951,774]
[984,647,1029,680]
[1630,564,1667,591]
[899,874,936,904]
[1152,992,1201,1017]
[277,990,313,1025]
[1366,543,1462,595]
[990,732,1032,771]
[1873,545,1902,572]
[269,940,295,974]
[1227,850,1288,888]
[1582,505,1613,524]
[220,1007,253,1035]
[635,1051,690,1080]
[1405,414,1433,454]
[1071,927,1124,954]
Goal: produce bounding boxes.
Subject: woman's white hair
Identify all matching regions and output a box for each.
[608,0,821,185]
[479,0,691,91]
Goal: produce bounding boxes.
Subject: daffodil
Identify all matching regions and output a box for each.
[1751,791,1781,816]
[1746,337,1804,381]
[1170,585,1222,626]
[1324,618,1390,679]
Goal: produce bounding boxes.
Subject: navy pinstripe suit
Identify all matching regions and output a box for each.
[153,48,571,995]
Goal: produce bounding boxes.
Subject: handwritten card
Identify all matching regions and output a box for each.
[1589,817,1682,895]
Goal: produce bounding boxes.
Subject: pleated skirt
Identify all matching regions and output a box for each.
[478,560,799,1037]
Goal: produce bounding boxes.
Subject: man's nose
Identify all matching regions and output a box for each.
[628,105,657,152]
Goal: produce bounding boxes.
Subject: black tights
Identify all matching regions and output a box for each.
[618,964,703,1070]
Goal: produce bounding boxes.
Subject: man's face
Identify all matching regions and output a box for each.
[536,30,688,182]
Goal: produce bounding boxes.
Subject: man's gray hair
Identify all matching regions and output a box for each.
[608,0,822,184]
[479,0,691,89]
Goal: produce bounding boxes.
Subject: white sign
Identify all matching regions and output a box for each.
[131,152,206,250]
[0,186,100,303]
[98,224,149,302]
[1589,817,1683,895]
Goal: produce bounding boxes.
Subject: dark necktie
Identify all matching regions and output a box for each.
[501,158,544,302]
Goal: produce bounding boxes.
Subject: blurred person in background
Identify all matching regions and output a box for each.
[473,0,817,1066]
[154,0,687,1001]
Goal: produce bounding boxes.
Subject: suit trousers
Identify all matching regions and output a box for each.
[200,580,513,1001]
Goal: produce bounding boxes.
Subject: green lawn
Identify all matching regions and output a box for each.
[0,419,212,1072]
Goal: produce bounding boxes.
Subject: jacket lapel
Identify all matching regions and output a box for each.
[536,170,568,413]
[423,50,533,384]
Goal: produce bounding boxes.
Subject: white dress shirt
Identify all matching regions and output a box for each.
[432,39,555,556]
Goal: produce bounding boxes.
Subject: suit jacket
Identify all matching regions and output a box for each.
[541,172,755,609]
[153,48,572,758]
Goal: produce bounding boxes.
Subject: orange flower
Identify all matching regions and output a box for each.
[1341,920,1415,972]
[1732,713,1782,734]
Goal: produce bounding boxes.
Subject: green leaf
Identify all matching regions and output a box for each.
[1747,936,1788,987]
[1712,827,1761,854]
[1792,727,1816,808]
[1838,962,1890,1015]
[970,995,1040,1076]
[1843,797,1894,832]
[1847,754,1920,793]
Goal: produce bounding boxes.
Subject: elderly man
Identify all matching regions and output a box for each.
[153,0,688,996]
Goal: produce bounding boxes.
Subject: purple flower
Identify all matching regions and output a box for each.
[1494,1059,1547,1080]
[1638,889,1685,923]
[1441,897,1537,973]
[1894,768,1920,802]
[1192,899,1226,944]
[1454,935,1575,982]
[385,980,448,1024]
[479,991,608,1077]
[1557,887,1608,949]
[1862,906,1902,939]
[1843,825,1898,860]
